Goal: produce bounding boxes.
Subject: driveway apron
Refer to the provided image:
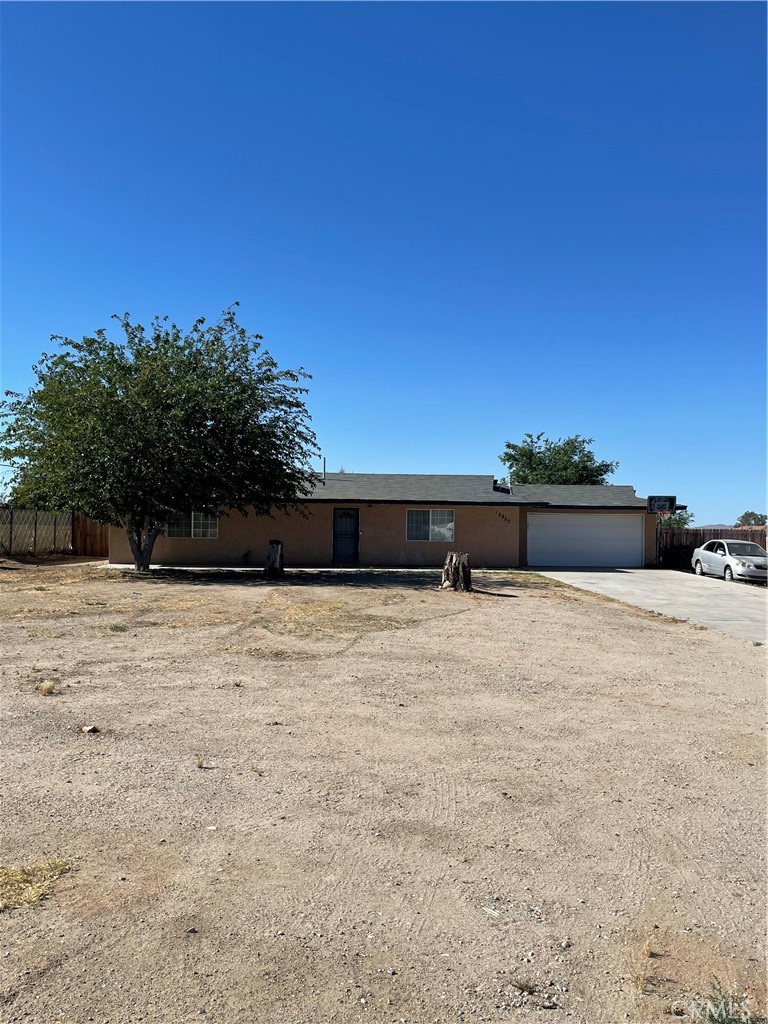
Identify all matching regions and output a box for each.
[539,569,767,644]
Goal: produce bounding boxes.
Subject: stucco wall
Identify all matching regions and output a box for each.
[109,504,522,568]
[356,504,520,567]
[644,512,658,566]
[109,504,657,568]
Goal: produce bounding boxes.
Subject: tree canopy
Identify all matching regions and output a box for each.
[734,511,766,527]
[499,432,619,486]
[0,305,319,569]
[658,509,695,529]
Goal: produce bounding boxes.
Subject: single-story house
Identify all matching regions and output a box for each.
[108,474,660,569]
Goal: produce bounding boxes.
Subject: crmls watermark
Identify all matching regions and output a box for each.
[669,987,766,1023]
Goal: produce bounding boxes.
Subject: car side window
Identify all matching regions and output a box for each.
[704,542,715,551]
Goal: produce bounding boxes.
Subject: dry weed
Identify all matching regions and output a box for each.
[225,645,315,660]
[642,937,659,959]
[0,859,72,912]
[629,972,649,993]
[164,595,212,608]
[167,614,238,629]
[34,680,57,696]
[6,607,75,620]
[256,595,414,641]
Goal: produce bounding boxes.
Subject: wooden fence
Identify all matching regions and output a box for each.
[0,508,109,558]
[658,526,766,570]
[72,516,110,557]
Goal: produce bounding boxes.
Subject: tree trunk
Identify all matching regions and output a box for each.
[264,539,285,578]
[125,519,163,571]
[441,551,471,591]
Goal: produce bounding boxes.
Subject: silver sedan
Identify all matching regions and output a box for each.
[692,539,768,583]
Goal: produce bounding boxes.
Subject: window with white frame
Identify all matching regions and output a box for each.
[166,512,218,538]
[406,508,455,542]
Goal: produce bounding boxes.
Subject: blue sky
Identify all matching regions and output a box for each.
[1,1,765,525]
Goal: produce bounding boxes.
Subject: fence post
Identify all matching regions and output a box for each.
[33,510,38,555]
[8,507,13,556]
[71,511,76,555]
[53,514,57,552]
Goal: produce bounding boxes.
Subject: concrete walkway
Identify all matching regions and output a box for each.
[540,568,767,644]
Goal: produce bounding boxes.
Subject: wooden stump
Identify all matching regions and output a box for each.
[264,539,285,578]
[441,551,471,591]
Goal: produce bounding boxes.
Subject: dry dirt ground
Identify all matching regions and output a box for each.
[1,558,765,1024]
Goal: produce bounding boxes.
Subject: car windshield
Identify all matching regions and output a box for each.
[727,542,767,557]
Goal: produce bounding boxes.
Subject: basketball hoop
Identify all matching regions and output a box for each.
[647,495,676,514]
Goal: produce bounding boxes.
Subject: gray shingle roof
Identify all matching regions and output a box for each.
[506,483,646,508]
[306,474,646,508]
[309,474,498,503]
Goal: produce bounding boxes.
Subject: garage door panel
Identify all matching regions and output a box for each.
[528,514,643,568]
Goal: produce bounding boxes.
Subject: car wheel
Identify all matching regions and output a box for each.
[724,566,734,582]
[694,561,705,576]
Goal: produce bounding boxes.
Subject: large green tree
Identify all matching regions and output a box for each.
[0,305,319,569]
[734,511,767,527]
[499,432,619,485]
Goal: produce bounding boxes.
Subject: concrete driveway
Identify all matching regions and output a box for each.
[540,569,767,643]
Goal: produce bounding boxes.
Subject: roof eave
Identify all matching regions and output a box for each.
[302,497,646,510]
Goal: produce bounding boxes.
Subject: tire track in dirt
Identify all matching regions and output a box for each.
[302,761,471,949]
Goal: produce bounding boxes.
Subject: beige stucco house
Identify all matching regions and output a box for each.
[108,473,659,569]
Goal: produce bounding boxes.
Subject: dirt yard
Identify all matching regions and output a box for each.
[1,559,765,1024]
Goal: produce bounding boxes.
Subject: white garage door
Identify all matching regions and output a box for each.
[527,513,644,568]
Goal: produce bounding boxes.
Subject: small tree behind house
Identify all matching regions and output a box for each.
[658,509,695,530]
[734,511,767,527]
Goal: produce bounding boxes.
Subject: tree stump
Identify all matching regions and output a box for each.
[264,539,285,578]
[441,551,471,591]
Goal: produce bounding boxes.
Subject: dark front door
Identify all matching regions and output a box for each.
[333,508,359,564]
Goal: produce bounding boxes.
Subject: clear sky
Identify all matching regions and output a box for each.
[1,1,765,525]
